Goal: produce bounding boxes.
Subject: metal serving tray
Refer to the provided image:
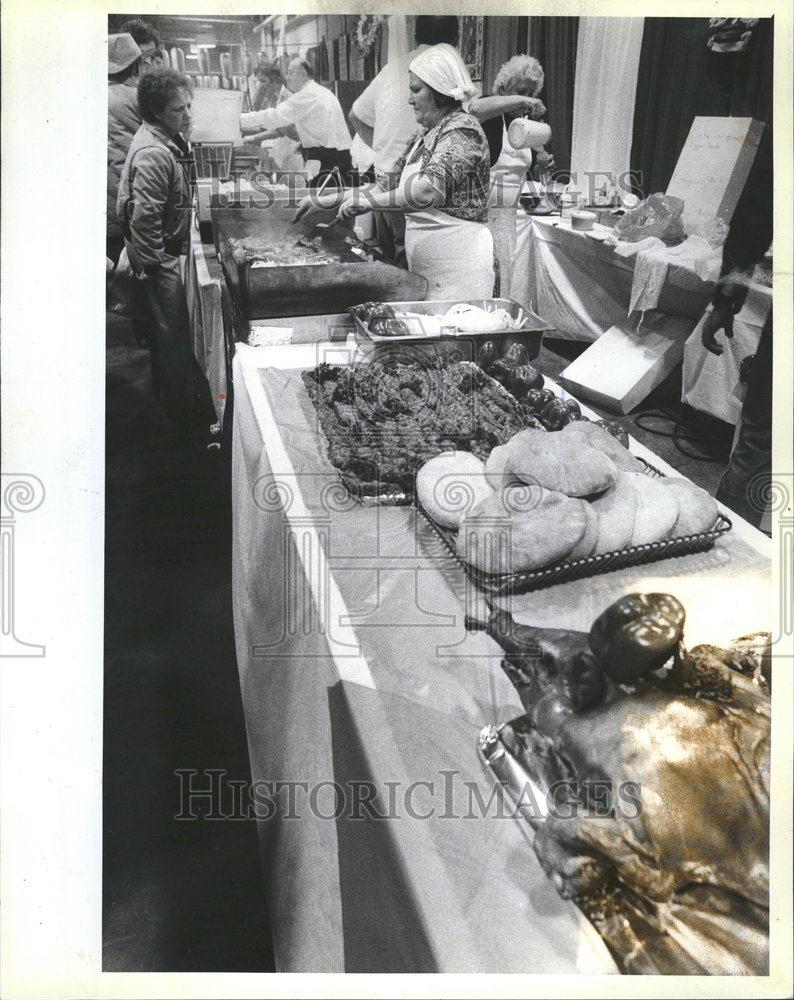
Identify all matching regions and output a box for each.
[418,459,732,595]
[349,298,550,359]
[212,203,428,320]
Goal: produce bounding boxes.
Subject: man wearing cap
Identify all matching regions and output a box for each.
[107,32,143,264]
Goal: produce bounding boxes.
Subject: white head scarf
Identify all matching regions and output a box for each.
[409,43,477,107]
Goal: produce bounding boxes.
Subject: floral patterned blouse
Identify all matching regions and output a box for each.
[396,109,491,224]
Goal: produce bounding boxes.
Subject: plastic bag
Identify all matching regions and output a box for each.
[613,193,685,246]
[107,246,137,317]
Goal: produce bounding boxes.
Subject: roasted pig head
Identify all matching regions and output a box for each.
[475,598,770,974]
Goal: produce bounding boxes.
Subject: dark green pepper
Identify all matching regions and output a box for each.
[477,339,500,370]
[539,397,569,431]
[561,398,581,419]
[511,364,543,398]
[524,388,546,413]
[589,593,686,683]
[504,340,530,366]
[488,356,519,387]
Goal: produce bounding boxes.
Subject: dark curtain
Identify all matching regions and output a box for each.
[631,17,773,195]
[481,16,578,176]
[527,17,579,177]
[482,17,529,90]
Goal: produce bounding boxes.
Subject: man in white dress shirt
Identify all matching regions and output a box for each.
[241,57,353,187]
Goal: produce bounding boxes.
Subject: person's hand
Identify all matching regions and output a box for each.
[521,96,546,120]
[293,196,321,224]
[701,303,735,356]
[535,148,556,174]
[335,194,365,222]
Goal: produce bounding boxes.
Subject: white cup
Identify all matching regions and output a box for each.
[507,118,552,150]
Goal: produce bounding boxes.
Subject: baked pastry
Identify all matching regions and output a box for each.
[457,486,592,573]
[484,443,522,491]
[416,451,494,529]
[505,428,619,497]
[560,420,644,473]
[661,478,719,535]
[623,472,680,545]
[589,475,639,553]
[567,502,600,559]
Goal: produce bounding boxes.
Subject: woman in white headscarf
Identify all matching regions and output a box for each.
[297,44,495,300]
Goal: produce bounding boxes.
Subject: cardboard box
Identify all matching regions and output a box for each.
[559,313,696,414]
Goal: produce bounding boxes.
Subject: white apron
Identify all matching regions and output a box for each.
[400,138,494,301]
[488,121,533,297]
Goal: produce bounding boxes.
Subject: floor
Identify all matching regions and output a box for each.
[102,310,731,972]
[103,312,275,972]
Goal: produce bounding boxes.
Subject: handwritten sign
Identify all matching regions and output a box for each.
[666,117,764,234]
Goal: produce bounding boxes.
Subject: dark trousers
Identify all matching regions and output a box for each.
[131,252,196,402]
[302,146,355,188]
[715,310,773,528]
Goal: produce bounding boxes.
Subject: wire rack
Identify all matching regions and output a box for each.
[193,142,234,181]
[418,459,733,596]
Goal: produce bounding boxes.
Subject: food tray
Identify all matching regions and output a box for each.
[349,298,550,355]
[303,360,525,506]
[418,460,732,595]
[212,204,428,319]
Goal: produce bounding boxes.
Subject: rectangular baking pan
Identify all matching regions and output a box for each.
[212,203,428,319]
[348,298,550,359]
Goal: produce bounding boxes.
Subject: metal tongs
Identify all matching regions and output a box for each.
[311,167,345,231]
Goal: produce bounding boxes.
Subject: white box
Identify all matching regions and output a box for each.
[559,313,696,414]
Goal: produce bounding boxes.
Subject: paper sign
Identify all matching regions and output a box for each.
[666,116,764,234]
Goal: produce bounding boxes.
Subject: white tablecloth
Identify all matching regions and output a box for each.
[185,227,229,425]
[231,340,771,973]
[510,215,717,342]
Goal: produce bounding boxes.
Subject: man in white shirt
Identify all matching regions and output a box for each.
[347,16,460,261]
[241,57,353,187]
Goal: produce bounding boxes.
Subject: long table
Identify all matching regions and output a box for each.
[231,335,771,973]
[510,214,719,342]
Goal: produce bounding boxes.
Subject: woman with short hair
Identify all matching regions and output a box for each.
[479,54,552,296]
[252,61,287,112]
[117,69,202,417]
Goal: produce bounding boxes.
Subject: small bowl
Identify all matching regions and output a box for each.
[570,210,597,232]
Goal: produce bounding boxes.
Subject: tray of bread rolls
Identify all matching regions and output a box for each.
[415,422,732,596]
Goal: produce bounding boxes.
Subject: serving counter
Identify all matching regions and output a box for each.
[230,338,771,973]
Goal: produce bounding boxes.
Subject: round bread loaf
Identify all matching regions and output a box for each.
[589,475,639,553]
[661,477,719,535]
[622,472,680,545]
[505,428,619,496]
[567,502,600,559]
[484,444,522,491]
[456,486,590,573]
[416,451,494,529]
[560,420,644,473]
